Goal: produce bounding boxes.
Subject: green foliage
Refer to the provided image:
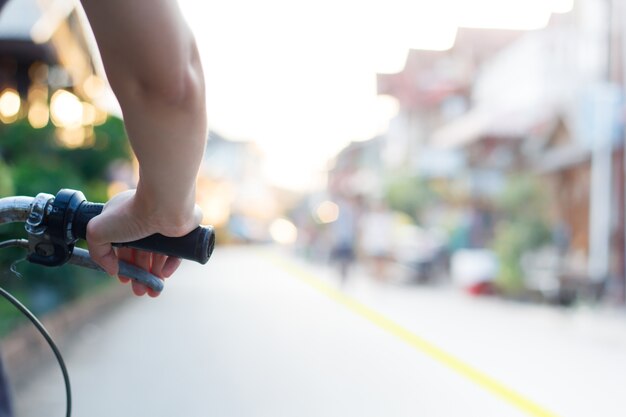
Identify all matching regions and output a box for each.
[492,175,552,294]
[384,175,437,222]
[0,118,131,330]
[0,118,129,198]
[0,159,13,197]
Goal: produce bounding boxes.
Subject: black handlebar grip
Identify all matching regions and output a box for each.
[73,202,215,264]
[73,202,104,240]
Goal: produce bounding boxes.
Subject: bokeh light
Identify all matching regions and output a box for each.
[50,89,83,128]
[269,218,298,244]
[27,101,49,128]
[0,89,21,122]
[315,201,340,224]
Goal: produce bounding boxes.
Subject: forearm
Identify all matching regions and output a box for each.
[81,0,207,232]
[120,47,206,231]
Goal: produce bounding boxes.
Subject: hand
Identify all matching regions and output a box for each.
[115,247,181,297]
[85,189,202,297]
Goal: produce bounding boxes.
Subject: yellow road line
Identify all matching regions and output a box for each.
[264,253,561,417]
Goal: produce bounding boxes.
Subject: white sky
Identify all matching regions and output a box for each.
[178,0,573,190]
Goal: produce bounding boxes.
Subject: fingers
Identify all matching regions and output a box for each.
[85,189,195,298]
[151,254,168,278]
[117,247,134,283]
[162,257,182,278]
[85,207,130,276]
[118,249,169,298]
[145,254,167,298]
[87,241,119,276]
[131,250,152,296]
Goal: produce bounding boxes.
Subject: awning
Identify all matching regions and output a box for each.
[431,104,554,150]
[430,108,493,150]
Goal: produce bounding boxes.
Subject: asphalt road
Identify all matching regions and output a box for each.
[13,246,626,417]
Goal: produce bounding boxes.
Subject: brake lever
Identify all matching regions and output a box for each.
[0,239,164,293]
[68,247,164,293]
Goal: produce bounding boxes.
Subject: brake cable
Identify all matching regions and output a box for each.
[0,239,71,417]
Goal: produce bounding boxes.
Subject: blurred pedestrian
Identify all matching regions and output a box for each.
[360,199,394,280]
[329,196,359,284]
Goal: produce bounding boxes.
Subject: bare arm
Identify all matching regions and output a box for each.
[80,0,207,290]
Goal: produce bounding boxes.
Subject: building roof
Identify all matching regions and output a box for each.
[377,28,524,110]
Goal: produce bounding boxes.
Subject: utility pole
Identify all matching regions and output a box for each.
[605,0,626,305]
[618,0,626,305]
[588,0,617,296]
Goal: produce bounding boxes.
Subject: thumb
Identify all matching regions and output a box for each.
[86,209,143,276]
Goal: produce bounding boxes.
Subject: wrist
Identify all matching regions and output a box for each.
[133,181,198,237]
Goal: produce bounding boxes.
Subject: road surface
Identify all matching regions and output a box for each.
[13,246,626,417]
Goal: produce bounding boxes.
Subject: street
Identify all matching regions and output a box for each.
[13,245,626,417]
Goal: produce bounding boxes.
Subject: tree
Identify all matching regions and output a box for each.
[492,175,552,294]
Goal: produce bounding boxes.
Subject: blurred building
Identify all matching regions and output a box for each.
[375,0,626,303]
[327,136,385,198]
[199,131,299,243]
[0,0,109,145]
[430,9,607,258]
[377,28,523,179]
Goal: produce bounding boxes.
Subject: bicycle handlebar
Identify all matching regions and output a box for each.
[73,202,215,265]
[0,189,216,293]
[44,189,215,265]
[0,196,32,223]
